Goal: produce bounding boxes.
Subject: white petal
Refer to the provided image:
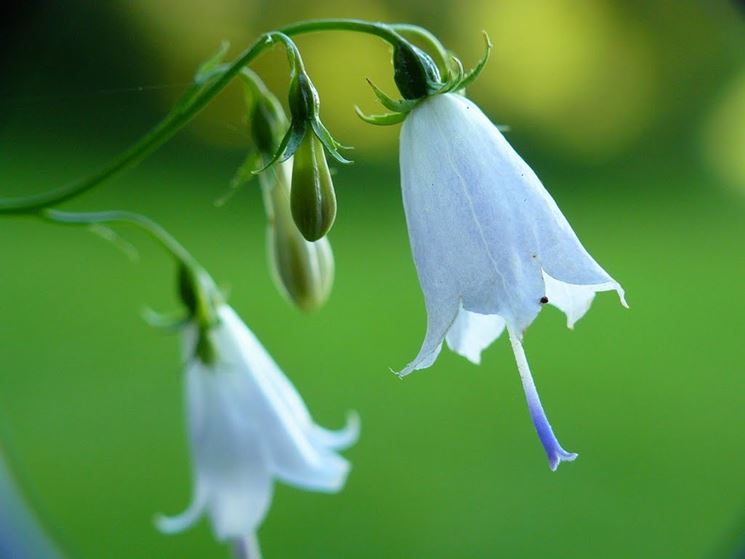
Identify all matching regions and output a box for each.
[542,270,626,328]
[185,363,275,540]
[445,306,505,364]
[155,479,208,535]
[397,300,456,376]
[308,411,361,451]
[211,307,353,493]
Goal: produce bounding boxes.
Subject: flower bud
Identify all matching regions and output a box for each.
[393,42,442,100]
[250,94,287,156]
[290,132,337,242]
[263,162,334,312]
[288,72,320,123]
[177,263,220,364]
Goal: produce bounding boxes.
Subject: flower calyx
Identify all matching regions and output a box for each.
[178,264,222,366]
[356,32,493,127]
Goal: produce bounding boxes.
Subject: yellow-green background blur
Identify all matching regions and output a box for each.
[1,1,745,557]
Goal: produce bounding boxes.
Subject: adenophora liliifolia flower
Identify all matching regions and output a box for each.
[398,93,626,471]
[157,300,358,551]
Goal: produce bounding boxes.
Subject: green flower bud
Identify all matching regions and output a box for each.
[290,131,337,242]
[288,72,320,123]
[250,94,287,156]
[177,264,221,365]
[393,42,442,100]
[262,162,334,312]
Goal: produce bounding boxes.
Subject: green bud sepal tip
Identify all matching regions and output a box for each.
[356,31,492,127]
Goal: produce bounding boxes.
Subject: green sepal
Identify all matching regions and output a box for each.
[366,79,417,113]
[252,121,307,174]
[312,118,353,151]
[195,327,219,366]
[232,151,261,189]
[194,41,231,84]
[456,32,492,92]
[215,151,261,207]
[311,120,353,165]
[354,106,407,126]
[142,307,191,332]
[440,56,465,93]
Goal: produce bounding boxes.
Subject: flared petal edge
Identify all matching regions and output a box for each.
[445,305,506,364]
[308,411,361,451]
[155,481,208,535]
[542,270,627,329]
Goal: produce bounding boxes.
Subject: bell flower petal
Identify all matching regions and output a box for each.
[445,305,505,365]
[158,305,358,542]
[398,92,625,469]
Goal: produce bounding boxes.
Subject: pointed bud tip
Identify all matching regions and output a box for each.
[290,133,337,241]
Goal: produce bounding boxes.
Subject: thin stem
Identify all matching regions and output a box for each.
[280,19,449,73]
[0,31,291,215]
[0,19,446,214]
[278,18,407,46]
[41,209,197,270]
[233,534,262,559]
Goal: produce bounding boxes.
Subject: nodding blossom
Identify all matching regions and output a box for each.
[157,304,359,552]
[398,92,626,470]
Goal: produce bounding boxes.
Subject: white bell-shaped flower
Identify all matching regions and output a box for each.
[157,304,359,549]
[399,93,626,470]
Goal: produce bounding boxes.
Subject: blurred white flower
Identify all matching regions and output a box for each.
[157,304,359,550]
[0,450,62,558]
[399,93,626,470]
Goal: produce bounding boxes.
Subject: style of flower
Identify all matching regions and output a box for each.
[157,304,359,551]
[398,92,626,470]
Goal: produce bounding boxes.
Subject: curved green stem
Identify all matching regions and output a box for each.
[279,18,407,46]
[280,19,449,77]
[42,209,197,270]
[0,32,291,215]
[0,19,446,215]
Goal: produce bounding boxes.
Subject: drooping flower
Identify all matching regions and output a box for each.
[157,304,359,550]
[398,92,626,470]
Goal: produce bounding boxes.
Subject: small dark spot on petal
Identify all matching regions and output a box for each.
[540,296,549,304]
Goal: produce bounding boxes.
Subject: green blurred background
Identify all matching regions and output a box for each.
[1,1,745,557]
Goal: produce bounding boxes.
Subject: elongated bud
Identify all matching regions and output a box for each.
[263,162,334,311]
[290,132,336,242]
[393,42,442,100]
